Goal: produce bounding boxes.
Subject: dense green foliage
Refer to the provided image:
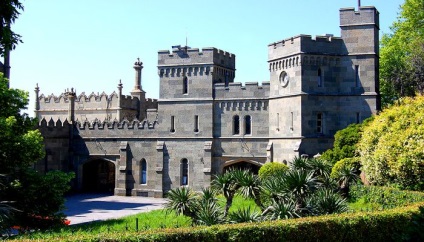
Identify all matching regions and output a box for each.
[320,118,372,164]
[258,162,288,179]
[358,96,424,190]
[330,157,360,179]
[0,0,23,56]
[0,74,74,230]
[380,0,424,106]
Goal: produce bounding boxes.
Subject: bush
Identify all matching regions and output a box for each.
[330,157,361,179]
[358,96,424,190]
[258,162,288,179]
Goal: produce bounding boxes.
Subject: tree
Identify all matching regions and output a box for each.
[358,96,424,190]
[0,0,23,56]
[0,74,73,230]
[380,0,424,107]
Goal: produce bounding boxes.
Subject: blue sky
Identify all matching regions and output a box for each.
[9,0,404,115]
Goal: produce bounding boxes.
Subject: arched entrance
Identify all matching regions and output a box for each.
[223,159,262,174]
[82,159,115,193]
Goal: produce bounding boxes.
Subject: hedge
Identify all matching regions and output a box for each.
[15,202,424,242]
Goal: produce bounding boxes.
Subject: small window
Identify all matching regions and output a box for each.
[290,112,294,131]
[317,113,323,134]
[194,115,199,133]
[355,65,360,87]
[183,76,188,94]
[317,68,323,87]
[181,159,188,186]
[140,159,147,184]
[276,113,280,131]
[170,115,175,133]
[233,115,240,135]
[244,115,251,135]
[356,112,360,124]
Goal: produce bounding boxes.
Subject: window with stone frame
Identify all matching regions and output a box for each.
[183,76,188,94]
[194,115,199,133]
[181,159,188,186]
[317,68,323,87]
[140,159,147,184]
[233,115,240,135]
[316,113,323,134]
[170,115,175,133]
[244,115,252,135]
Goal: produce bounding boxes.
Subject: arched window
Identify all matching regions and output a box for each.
[244,115,251,135]
[317,68,323,87]
[183,76,188,94]
[181,159,188,186]
[233,115,240,135]
[140,159,147,184]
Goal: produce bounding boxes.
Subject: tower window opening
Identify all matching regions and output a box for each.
[244,115,252,135]
[318,68,323,87]
[355,65,360,87]
[317,113,323,134]
[140,159,147,185]
[170,115,175,133]
[181,159,188,186]
[356,112,360,124]
[194,115,199,133]
[233,115,240,135]
[183,76,188,94]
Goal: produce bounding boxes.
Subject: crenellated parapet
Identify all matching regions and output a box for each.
[216,99,269,113]
[76,118,158,130]
[214,82,270,99]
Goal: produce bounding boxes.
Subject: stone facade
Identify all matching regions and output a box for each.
[35,6,380,197]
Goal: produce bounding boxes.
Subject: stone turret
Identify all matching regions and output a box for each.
[65,88,76,123]
[34,83,40,119]
[131,58,147,120]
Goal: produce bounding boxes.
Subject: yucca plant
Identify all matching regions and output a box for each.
[165,187,198,219]
[261,198,300,220]
[193,200,225,226]
[334,165,359,198]
[232,169,262,209]
[306,158,332,178]
[307,188,348,215]
[229,207,261,223]
[211,169,241,217]
[289,156,310,171]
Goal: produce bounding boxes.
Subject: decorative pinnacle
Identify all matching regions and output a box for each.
[134,58,143,68]
[118,79,123,90]
[35,83,39,92]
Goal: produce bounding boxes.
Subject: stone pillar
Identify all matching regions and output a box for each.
[266,141,273,162]
[117,80,123,121]
[66,88,76,123]
[203,141,213,186]
[34,83,40,120]
[155,141,164,198]
[115,141,129,196]
[131,58,146,120]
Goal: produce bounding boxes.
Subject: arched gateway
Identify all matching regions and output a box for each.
[223,159,263,174]
[82,159,116,193]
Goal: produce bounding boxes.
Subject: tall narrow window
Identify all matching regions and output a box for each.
[355,65,360,87]
[233,115,240,135]
[181,159,188,186]
[277,113,280,131]
[317,113,323,134]
[356,112,360,124]
[140,159,147,185]
[170,115,175,133]
[291,112,294,131]
[194,115,199,133]
[317,68,323,87]
[183,76,188,94]
[244,115,252,135]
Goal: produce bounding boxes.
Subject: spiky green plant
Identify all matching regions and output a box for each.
[307,188,348,215]
[193,200,225,226]
[261,198,300,220]
[334,165,359,198]
[289,157,310,170]
[281,169,320,209]
[232,169,262,209]
[212,169,241,217]
[165,187,198,219]
[229,207,261,223]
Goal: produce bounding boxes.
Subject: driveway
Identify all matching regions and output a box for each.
[64,194,167,225]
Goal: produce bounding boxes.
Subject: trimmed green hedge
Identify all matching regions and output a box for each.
[19,202,424,241]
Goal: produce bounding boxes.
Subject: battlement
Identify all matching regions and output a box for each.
[214,81,270,99]
[340,6,379,28]
[158,46,235,69]
[268,34,345,61]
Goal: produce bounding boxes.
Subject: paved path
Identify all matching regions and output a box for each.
[64,194,167,225]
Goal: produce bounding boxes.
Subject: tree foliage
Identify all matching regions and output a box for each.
[258,162,288,179]
[358,95,424,190]
[380,0,424,107]
[0,0,23,56]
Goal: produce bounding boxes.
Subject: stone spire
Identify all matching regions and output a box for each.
[133,58,143,92]
[65,88,76,123]
[34,83,40,119]
[117,80,123,121]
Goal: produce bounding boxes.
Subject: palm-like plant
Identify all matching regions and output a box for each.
[306,158,332,178]
[307,188,348,215]
[229,207,261,223]
[281,169,320,209]
[211,169,241,217]
[335,165,359,198]
[289,156,310,170]
[262,198,300,220]
[165,187,198,219]
[193,200,225,226]
[232,169,262,209]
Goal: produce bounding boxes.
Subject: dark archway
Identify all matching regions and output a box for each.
[224,161,260,174]
[82,159,115,194]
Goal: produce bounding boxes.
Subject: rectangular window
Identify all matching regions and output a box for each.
[291,112,294,131]
[276,113,280,131]
[356,112,360,124]
[170,115,175,133]
[355,65,360,87]
[317,113,323,134]
[244,115,251,135]
[181,159,188,186]
[194,115,199,132]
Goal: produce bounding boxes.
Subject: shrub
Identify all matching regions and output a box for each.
[358,96,424,190]
[258,162,288,179]
[330,157,361,179]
